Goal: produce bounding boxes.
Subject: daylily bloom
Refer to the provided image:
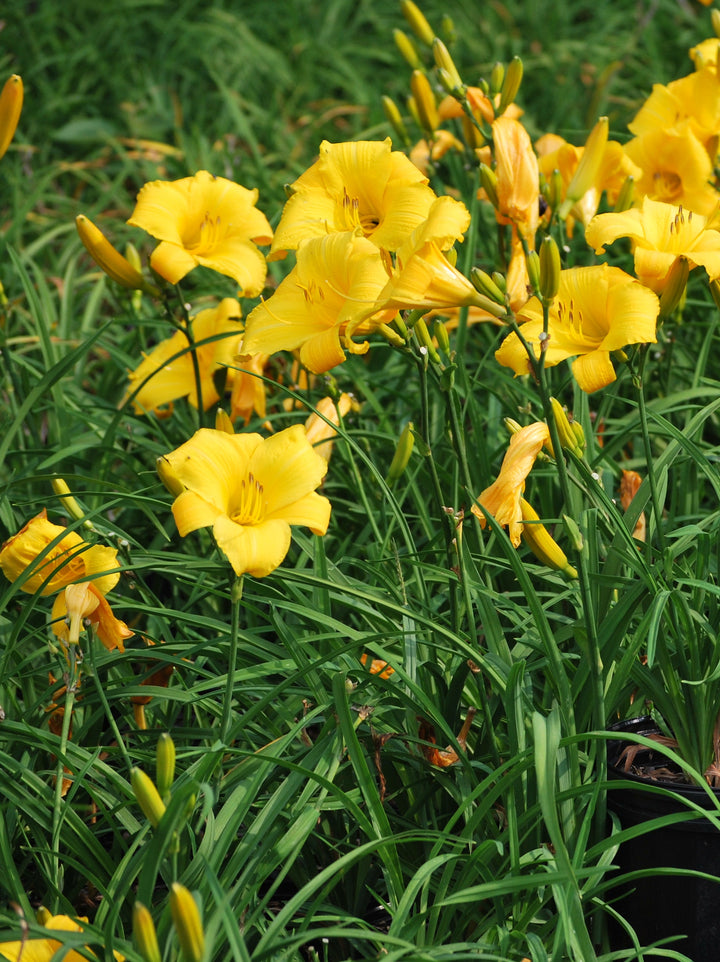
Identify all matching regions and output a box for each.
[471,422,550,546]
[409,129,464,176]
[228,350,271,425]
[624,125,719,216]
[690,38,720,72]
[0,913,123,962]
[157,425,331,578]
[127,171,273,295]
[491,115,539,246]
[269,138,442,257]
[0,510,120,597]
[495,264,660,393]
[51,582,133,652]
[242,231,397,374]
[123,298,243,415]
[304,393,358,462]
[628,70,720,160]
[585,196,720,292]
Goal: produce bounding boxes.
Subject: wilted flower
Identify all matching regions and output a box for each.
[128,171,273,295]
[495,264,660,393]
[51,582,133,652]
[491,116,539,245]
[157,425,331,578]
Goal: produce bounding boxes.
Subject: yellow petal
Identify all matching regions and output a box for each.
[571,351,617,393]
[213,515,292,578]
[171,490,224,537]
[249,424,328,515]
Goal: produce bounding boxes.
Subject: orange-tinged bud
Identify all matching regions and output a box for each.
[131,767,166,828]
[0,74,23,161]
[170,884,205,962]
[401,0,435,46]
[410,70,438,134]
[134,902,162,962]
[76,215,160,295]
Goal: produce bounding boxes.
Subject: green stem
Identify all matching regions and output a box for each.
[221,576,243,744]
[635,344,665,556]
[50,647,80,910]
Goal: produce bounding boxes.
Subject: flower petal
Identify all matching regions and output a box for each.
[213,514,292,577]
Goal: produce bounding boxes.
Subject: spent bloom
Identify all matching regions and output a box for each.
[0,74,23,162]
[471,422,550,547]
[585,196,720,293]
[157,425,331,578]
[495,264,660,393]
[128,171,273,295]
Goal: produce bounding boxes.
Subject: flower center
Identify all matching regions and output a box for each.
[556,297,599,346]
[340,188,380,236]
[230,473,266,526]
[653,170,682,204]
[184,212,222,254]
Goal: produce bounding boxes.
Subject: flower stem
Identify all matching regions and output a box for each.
[50,646,79,910]
[221,576,243,743]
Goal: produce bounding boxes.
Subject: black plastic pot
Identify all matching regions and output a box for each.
[606,717,720,961]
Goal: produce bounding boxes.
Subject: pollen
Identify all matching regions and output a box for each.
[231,473,266,525]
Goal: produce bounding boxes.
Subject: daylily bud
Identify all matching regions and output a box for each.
[479,164,499,209]
[170,884,205,962]
[157,455,186,498]
[525,250,541,293]
[433,38,463,92]
[131,767,166,828]
[401,0,435,46]
[539,235,561,301]
[382,96,410,147]
[433,318,451,355]
[659,255,689,317]
[491,272,507,295]
[393,29,422,69]
[550,398,580,453]
[134,903,162,962]
[520,499,577,579]
[440,15,456,44]
[414,317,441,363]
[504,417,523,435]
[214,408,235,434]
[51,478,86,525]
[570,420,586,452]
[614,175,635,213]
[542,168,564,212]
[560,117,609,217]
[710,278,720,312]
[156,733,176,801]
[497,57,523,115]
[713,8,720,39]
[36,907,52,925]
[470,267,506,305]
[0,74,23,162]
[410,70,438,134]
[489,62,505,97]
[76,215,159,295]
[562,514,584,553]
[387,421,415,486]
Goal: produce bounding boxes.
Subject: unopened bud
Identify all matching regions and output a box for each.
[410,70,438,134]
[387,421,415,486]
[157,455,186,498]
[504,417,523,435]
[134,903,162,962]
[479,164,499,209]
[131,767,166,828]
[713,8,720,39]
[520,499,577,579]
[0,74,23,162]
[401,0,435,46]
[433,38,463,91]
[550,398,580,453]
[491,272,507,294]
[710,277,720,312]
[51,478,86,525]
[170,884,205,962]
[440,15,456,44]
[156,733,176,801]
[563,514,584,553]
[658,255,689,317]
[525,250,541,293]
[382,96,410,147]
[214,408,235,434]
[497,57,523,115]
[489,62,505,97]
[393,29,421,69]
[470,267,506,305]
[539,235,561,301]
[570,420,586,452]
[614,175,635,213]
[560,117,608,216]
[414,317,441,363]
[76,215,159,295]
[433,319,451,355]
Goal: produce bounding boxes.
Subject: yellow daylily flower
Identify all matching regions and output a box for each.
[127,171,273,295]
[0,510,120,597]
[471,422,550,547]
[690,38,720,72]
[490,115,539,245]
[585,196,720,292]
[0,914,123,962]
[304,393,358,462]
[242,231,397,374]
[0,74,23,162]
[269,138,441,258]
[123,298,243,415]
[628,70,720,159]
[157,425,331,578]
[624,124,719,216]
[409,130,465,177]
[495,264,660,393]
[228,351,271,426]
[51,583,133,652]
